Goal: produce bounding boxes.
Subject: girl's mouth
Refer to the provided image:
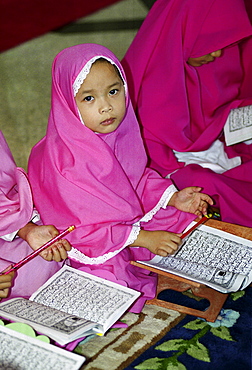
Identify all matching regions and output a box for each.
[101,118,115,126]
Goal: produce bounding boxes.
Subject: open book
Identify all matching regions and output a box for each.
[224,104,252,146]
[136,223,252,293]
[0,265,140,345]
[0,324,85,370]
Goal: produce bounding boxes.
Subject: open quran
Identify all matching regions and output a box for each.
[0,266,140,345]
[0,324,85,370]
[135,223,252,293]
[224,104,252,146]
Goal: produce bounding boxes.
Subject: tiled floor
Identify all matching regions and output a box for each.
[0,0,153,169]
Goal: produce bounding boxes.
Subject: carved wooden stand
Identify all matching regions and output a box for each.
[131,219,252,322]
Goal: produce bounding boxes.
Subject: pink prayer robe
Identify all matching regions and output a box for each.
[122,0,252,227]
[0,131,61,300]
[28,44,196,312]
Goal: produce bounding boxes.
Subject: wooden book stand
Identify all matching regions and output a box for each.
[131,219,252,322]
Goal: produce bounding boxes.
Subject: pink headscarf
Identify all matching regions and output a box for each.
[122,0,252,176]
[0,131,61,299]
[0,131,33,236]
[28,44,193,266]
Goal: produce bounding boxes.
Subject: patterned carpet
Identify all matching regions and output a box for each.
[75,287,252,370]
[1,1,251,368]
[74,305,184,370]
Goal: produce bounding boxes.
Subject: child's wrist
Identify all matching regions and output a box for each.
[167,191,178,207]
[17,222,37,242]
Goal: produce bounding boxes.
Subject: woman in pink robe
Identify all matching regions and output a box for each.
[122,0,252,227]
[28,44,212,312]
[0,131,70,299]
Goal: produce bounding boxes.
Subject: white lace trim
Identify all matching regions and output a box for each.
[67,185,176,264]
[73,56,126,96]
[139,185,177,224]
[67,224,140,265]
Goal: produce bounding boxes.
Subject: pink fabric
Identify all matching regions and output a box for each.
[28,44,195,312]
[122,0,252,227]
[122,0,252,175]
[0,131,61,299]
[0,132,33,236]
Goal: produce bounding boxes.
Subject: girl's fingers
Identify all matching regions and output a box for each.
[40,241,70,262]
[157,241,181,256]
[56,243,68,260]
[0,281,12,289]
[51,246,62,262]
[40,250,49,259]
[0,288,10,298]
[61,239,71,251]
[44,249,53,261]
[158,247,176,257]
[51,243,69,261]
[0,272,14,298]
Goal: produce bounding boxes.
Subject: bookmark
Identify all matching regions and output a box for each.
[1,225,75,275]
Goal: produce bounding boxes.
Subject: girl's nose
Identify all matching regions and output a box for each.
[100,99,112,113]
[210,50,222,58]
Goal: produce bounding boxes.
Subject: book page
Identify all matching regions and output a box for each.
[138,224,252,293]
[30,266,140,332]
[0,324,85,370]
[0,298,97,343]
[224,105,252,146]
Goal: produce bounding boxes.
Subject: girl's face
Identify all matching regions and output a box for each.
[75,60,126,134]
[187,49,222,67]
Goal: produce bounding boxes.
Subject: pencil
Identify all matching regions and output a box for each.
[1,225,75,275]
[181,216,209,240]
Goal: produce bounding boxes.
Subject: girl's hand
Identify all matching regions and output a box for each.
[0,268,15,299]
[17,223,72,262]
[130,229,182,257]
[169,186,213,218]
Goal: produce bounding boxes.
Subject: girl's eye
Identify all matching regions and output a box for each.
[109,89,118,96]
[84,96,94,102]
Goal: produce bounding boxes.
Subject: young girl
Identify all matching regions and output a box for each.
[28,44,213,312]
[0,131,71,300]
[122,0,252,227]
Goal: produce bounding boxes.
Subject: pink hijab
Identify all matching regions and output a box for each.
[0,131,61,299]
[122,0,252,176]
[28,44,193,265]
[0,131,33,236]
